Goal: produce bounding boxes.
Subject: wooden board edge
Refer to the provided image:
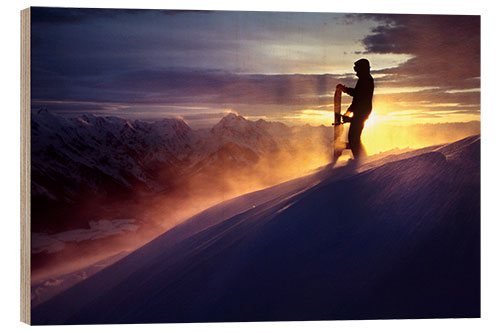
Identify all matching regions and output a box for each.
[20,7,31,326]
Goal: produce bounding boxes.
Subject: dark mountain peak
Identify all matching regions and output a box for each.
[218,112,246,124]
[211,113,253,134]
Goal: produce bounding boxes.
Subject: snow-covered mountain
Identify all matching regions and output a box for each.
[31,110,334,233]
[32,108,195,201]
[210,113,281,153]
[31,135,480,324]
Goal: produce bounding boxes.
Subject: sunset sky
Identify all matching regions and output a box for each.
[31,8,480,148]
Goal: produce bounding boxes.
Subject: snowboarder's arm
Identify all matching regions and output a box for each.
[336,84,355,96]
[344,87,355,96]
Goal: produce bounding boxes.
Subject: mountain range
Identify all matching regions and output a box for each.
[31,110,334,233]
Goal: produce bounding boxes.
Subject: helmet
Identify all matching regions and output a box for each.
[354,59,370,73]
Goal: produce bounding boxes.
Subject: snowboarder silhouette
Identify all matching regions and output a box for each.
[336,58,374,159]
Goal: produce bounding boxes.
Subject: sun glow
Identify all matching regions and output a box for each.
[285,109,333,126]
[363,111,382,129]
[279,106,479,157]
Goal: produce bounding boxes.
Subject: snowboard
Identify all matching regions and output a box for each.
[332,85,347,165]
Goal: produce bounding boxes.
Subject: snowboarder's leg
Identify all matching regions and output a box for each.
[348,118,366,159]
[332,123,345,166]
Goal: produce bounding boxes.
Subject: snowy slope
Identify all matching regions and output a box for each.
[32,135,480,324]
[31,251,130,307]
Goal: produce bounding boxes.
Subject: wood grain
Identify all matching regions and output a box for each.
[20,7,31,325]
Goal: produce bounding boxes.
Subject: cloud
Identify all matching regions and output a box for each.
[31,7,145,25]
[32,219,139,254]
[180,112,232,121]
[374,88,480,113]
[340,14,480,121]
[32,68,349,108]
[30,10,480,124]
[359,14,480,90]
[31,66,480,125]
[30,7,205,26]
